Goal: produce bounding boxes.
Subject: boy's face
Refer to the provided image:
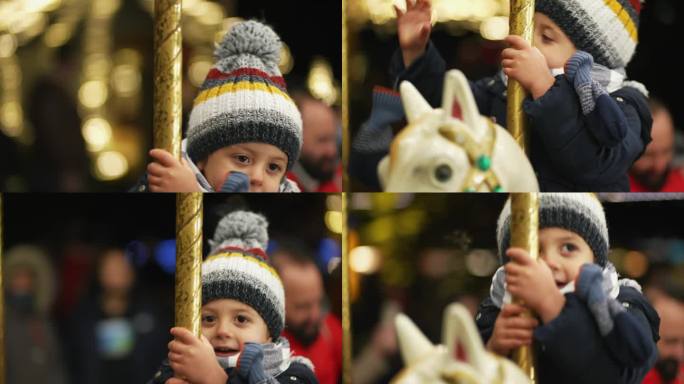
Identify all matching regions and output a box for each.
[533,12,577,69]
[538,227,595,287]
[197,142,288,192]
[201,299,271,358]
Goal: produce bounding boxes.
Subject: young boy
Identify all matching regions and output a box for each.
[135,20,302,193]
[476,193,660,383]
[351,0,652,191]
[149,210,318,384]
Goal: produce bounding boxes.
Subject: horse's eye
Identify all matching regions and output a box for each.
[434,164,452,182]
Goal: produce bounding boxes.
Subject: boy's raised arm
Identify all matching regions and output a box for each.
[395,0,432,68]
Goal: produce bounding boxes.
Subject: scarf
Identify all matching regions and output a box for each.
[499,50,648,115]
[216,337,293,377]
[488,260,642,309]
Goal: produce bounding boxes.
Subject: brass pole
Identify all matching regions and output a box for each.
[342,0,351,378]
[175,193,203,336]
[341,0,349,191]
[506,0,535,152]
[509,193,539,382]
[341,192,351,384]
[0,194,4,384]
[153,0,183,158]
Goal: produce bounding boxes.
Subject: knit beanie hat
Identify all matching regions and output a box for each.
[535,0,643,69]
[186,20,303,169]
[496,193,609,267]
[201,210,285,339]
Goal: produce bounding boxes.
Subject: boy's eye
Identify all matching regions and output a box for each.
[235,315,250,324]
[542,34,554,43]
[233,154,250,164]
[560,243,577,253]
[202,314,216,323]
[268,163,283,173]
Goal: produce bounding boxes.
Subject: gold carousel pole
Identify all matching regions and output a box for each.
[341,0,349,191]
[507,0,537,377]
[341,0,352,383]
[153,0,183,159]
[341,193,351,384]
[0,194,5,384]
[153,0,202,336]
[175,193,203,336]
[506,0,535,152]
[509,193,539,382]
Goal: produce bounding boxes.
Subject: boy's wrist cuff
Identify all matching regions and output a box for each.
[237,343,267,381]
[575,263,603,302]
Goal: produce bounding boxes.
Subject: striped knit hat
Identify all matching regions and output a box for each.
[202,210,285,339]
[187,20,302,169]
[536,0,644,69]
[496,193,609,267]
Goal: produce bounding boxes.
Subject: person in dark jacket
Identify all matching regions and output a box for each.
[351,0,652,192]
[149,210,317,384]
[475,193,659,384]
[67,247,171,384]
[4,245,69,384]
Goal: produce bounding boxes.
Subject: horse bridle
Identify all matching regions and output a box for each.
[439,118,503,192]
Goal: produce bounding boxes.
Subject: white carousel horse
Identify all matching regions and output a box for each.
[378,70,539,192]
[391,303,532,384]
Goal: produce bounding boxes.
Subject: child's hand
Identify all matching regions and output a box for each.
[504,247,566,323]
[501,35,555,100]
[395,0,432,67]
[168,327,228,384]
[147,149,201,192]
[486,303,539,356]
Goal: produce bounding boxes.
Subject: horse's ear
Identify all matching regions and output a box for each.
[377,156,390,189]
[395,313,435,365]
[400,80,432,124]
[442,303,489,374]
[442,70,485,139]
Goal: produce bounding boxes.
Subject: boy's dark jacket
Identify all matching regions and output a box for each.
[148,359,318,384]
[350,42,652,192]
[476,285,660,384]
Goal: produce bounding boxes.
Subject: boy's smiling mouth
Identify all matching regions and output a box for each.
[214,346,240,357]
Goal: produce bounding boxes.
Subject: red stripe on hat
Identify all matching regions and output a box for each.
[628,0,641,13]
[218,245,269,260]
[206,68,287,88]
[373,85,400,97]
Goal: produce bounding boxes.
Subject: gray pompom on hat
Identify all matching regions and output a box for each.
[496,193,609,267]
[208,210,269,254]
[186,20,302,170]
[214,20,281,75]
[202,210,285,339]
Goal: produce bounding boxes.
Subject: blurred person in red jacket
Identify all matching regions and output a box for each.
[271,238,342,384]
[288,89,342,192]
[643,288,684,384]
[630,99,684,191]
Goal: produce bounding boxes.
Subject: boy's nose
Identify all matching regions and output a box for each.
[539,251,559,270]
[249,167,264,186]
[215,321,235,338]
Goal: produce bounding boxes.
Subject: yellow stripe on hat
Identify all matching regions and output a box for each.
[604,0,638,42]
[193,81,295,107]
[203,251,281,280]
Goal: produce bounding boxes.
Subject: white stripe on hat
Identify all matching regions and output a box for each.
[188,88,302,137]
[202,254,285,311]
[573,0,637,67]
